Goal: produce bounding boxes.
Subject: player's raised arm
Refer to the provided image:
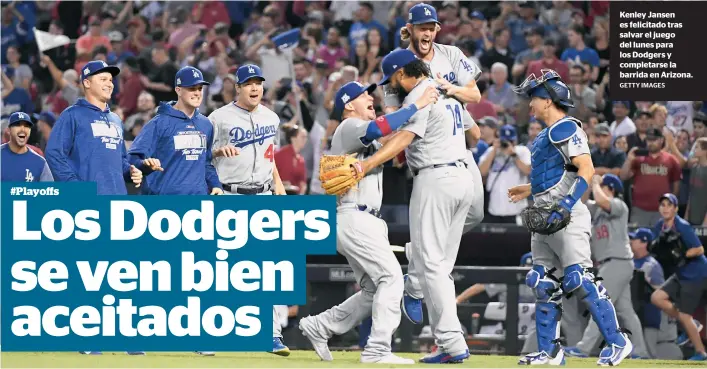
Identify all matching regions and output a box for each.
[435,47,481,103]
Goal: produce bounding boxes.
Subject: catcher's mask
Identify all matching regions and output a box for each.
[513,69,574,108]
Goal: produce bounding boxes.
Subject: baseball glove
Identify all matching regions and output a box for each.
[520,203,572,235]
[319,154,365,195]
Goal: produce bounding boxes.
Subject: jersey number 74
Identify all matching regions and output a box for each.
[445,104,464,135]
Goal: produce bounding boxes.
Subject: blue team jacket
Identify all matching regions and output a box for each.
[45,98,132,195]
[128,102,220,195]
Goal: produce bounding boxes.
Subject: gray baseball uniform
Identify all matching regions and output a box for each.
[573,199,648,357]
[385,44,484,301]
[298,117,404,360]
[208,102,281,335]
[400,79,474,356]
[208,102,279,194]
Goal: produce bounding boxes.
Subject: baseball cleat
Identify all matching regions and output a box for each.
[687,352,707,361]
[563,346,587,358]
[361,354,415,364]
[271,337,290,356]
[518,350,565,365]
[419,348,469,364]
[299,316,333,361]
[195,351,215,356]
[401,275,423,324]
[596,334,633,366]
[677,318,703,346]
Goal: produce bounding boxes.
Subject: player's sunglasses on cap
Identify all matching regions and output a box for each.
[408,3,440,25]
[175,66,210,88]
[378,49,418,86]
[513,68,574,108]
[333,81,377,120]
[659,193,678,206]
[80,60,120,81]
[236,64,266,84]
[8,112,33,126]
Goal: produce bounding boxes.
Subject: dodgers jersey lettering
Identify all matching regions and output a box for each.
[530,120,591,207]
[400,79,468,171]
[588,198,633,262]
[329,117,384,210]
[209,103,279,186]
[384,43,481,108]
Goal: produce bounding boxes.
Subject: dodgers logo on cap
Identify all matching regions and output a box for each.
[236,64,265,84]
[9,111,33,126]
[408,3,440,25]
[175,66,210,88]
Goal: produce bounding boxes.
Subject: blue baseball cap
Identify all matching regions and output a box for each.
[80,60,120,81]
[601,174,624,194]
[236,64,265,85]
[499,124,517,141]
[470,10,486,20]
[333,81,377,120]
[379,49,418,86]
[520,252,533,266]
[659,193,678,206]
[629,228,654,243]
[408,3,440,25]
[33,111,57,127]
[175,66,210,87]
[8,111,33,126]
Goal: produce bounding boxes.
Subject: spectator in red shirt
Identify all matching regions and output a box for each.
[192,1,231,30]
[467,80,498,120]
[620,127,682,226]
[526,39,569,82]
[75,17,112,59]
[275,125,308,195]
[117,57,145,117]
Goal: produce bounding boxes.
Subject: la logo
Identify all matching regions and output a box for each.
[248,66,255,74]
[424,7,431,16]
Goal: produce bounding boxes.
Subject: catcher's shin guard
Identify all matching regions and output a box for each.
[526,265,563,356]
[561,265,627,347]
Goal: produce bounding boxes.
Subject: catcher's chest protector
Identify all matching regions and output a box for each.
[530,129,566,195]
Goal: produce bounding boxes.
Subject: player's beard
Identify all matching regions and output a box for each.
[393,83,408,101]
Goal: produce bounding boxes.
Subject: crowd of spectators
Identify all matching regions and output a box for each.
[2,0,707,227]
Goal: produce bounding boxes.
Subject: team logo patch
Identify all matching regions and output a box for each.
[571,135,582,146]
[341,94,350,104]
[193,70,200,78]
[424,7,431,16]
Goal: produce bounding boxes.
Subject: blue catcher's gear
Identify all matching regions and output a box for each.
[529,117,583,196]
[525,266,563,358]
[562,265,629,349]
[513,69,574,108]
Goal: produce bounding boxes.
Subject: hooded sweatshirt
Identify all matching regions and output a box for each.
[45,98,132,195]
[128,102,220,195]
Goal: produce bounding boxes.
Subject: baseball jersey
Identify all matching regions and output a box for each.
[209,103,279,187]
[329,117,384,210]
[383,43,481,109]
[1,144,53,182]
[531,123,591,207]
[400,79,468,171]
[587,198,633,262]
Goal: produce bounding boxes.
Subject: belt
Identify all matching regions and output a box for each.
[597,257,632,266]
[411,161,467,176]
[222,183,268,195]
[339,203,382,218]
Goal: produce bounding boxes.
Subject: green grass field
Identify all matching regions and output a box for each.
[1,351,704,368]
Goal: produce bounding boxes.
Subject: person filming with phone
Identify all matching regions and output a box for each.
[620,127,682,226]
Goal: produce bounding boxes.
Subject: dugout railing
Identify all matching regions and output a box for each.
[294,264,646,355]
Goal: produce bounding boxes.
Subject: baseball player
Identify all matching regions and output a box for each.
[564,174,649,358]
[381,3,485,327]
[1,112,53,182]
[320,49,474,363]
[299,81,438,364]
[508,69,632,366]
[630,228,682,360]
[649,193,707,361]
[127,66,222,195]
[45,60,143,195]
[207,64,288,356]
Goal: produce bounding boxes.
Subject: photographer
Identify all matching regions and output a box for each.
[478,124,531,223]
[620,127,682,226]
[650,193,707,361]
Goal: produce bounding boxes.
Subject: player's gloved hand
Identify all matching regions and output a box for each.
[547,196,574,224]
[130,165,143,187]
[142,158,164,172]
[213,146,240,158]
[210,187,224,195]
